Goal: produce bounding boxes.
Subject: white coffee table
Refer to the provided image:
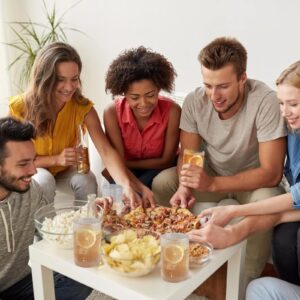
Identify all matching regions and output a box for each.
[29,240,246,300]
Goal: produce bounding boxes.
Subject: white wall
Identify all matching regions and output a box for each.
[2,0,300,116]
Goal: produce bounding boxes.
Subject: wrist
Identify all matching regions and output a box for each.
[208,177,218,192]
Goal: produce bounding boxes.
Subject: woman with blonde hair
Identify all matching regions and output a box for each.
[9,42,155,208]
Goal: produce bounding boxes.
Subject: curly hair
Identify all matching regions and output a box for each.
[199,37,247,79]
[105,46,177,96]
[24,42,88,136]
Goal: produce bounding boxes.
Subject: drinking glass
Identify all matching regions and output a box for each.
[161,233,189,282]
[73,217,102,267]
[182,149,204,167]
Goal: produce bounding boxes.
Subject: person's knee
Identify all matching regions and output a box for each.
[70,171,98,200]
[33,168,56,202]
[152,167,178,205]
[246,277,274,299]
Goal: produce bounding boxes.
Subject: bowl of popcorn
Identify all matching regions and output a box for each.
[101,229,161,277]
[189,242,213,267]
[34,200,103,249]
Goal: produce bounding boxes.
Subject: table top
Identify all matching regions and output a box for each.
[29,240,245,300]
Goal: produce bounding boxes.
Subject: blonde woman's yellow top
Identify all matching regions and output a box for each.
[9,95,93,175]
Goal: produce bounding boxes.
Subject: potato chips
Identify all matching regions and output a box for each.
[102,229,160,277]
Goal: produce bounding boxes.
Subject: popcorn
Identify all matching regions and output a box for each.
[40,205,88,249]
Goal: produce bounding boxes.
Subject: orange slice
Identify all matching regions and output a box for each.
[75,229,97,249]
[189,155,204,167]
[163,244,185,264]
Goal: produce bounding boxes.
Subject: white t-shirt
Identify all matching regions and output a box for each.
[180,79,287,176]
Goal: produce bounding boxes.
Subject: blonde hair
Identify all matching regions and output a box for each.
[276,61,300,89]
[24,42,87,136]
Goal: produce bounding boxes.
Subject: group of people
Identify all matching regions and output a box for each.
[0,35,300,300]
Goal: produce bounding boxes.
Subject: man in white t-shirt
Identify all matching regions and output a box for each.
[152,37,287,282]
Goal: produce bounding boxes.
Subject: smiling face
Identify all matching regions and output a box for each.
[53,61,80,110]
[202,64,247,119]
[277,84,300,130]
[125,79,159,120]
[0,141,36,199]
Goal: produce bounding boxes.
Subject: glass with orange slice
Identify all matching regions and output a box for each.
[182,149,204,167]
[161,233,189,282]
[73,217,102,267]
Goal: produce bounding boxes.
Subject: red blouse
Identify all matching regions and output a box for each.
[115,96,173,160]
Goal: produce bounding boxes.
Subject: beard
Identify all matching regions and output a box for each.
[0,170,31,194]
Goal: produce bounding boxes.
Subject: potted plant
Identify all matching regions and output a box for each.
[5,0,83,91]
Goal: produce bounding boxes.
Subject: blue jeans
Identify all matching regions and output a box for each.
[131,169,162,188]
[0,272,92,300]
[246,277,300,300]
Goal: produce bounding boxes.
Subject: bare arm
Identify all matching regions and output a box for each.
[210,138,286,192]
[188,214,281,249]
[277,209,300,224]
[181,138,286,193]
[86,107,155,208]
[34,148,77,168]
[169,130,202,208]
[199,192,294,226]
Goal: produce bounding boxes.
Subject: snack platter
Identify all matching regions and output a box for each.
[103,206,201,234]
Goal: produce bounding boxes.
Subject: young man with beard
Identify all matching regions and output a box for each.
[0,117,92,300]
[152,37,287,285]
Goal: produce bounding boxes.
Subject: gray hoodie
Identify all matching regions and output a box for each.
[0,180,47,292]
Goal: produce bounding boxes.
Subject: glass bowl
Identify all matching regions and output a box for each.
[189,242,213,268]
[101,229,161,277]
[34,200,103,249]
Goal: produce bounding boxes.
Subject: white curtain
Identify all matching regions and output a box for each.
[0,0,11,117]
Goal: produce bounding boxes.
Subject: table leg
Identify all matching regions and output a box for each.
[226,241,246,300]
[31,260,55,300]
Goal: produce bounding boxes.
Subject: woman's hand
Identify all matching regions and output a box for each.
[187,223,233,249]
[55,147,77,166]
[198,205,236,227]
[95,197,113,213]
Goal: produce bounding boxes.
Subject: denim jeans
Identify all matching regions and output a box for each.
[0,272,92,300]
[131,168,162,188]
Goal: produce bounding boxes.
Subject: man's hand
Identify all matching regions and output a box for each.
[169,185,195,208]
[180,164,214,192]
[198,205,236,227]
[187,223,233,249]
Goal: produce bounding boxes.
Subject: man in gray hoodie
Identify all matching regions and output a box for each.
[0,117,92,300]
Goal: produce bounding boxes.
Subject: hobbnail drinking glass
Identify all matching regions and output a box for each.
[73,217,102,267]
[161,233,189,282]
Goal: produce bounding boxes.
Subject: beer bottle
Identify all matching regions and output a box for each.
[76,124,90,174]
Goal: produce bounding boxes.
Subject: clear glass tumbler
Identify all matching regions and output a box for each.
[73,217,102,267]
[161,233,189,282]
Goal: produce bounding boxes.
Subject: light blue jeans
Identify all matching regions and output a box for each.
[246,277,300,300]
[33,167,98,202]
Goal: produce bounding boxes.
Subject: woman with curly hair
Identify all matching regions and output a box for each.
[103,46,181,188]
[8,42,155,209]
